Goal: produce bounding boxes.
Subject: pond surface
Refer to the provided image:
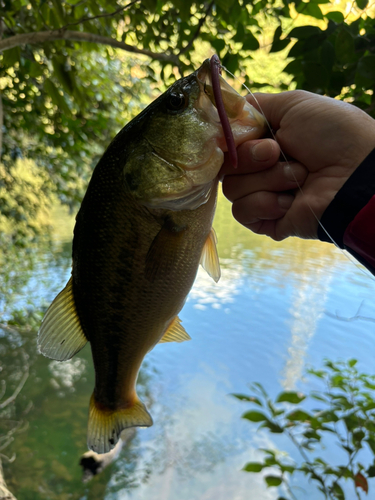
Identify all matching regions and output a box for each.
[2,189,375,500]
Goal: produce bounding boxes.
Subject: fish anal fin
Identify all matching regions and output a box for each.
[87,394,153,454]
[37,277,87,361]
[158,316,191,343]
[200,227,221,283]
[145,216,187,283]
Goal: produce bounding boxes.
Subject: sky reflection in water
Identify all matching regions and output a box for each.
[2,190,375,499]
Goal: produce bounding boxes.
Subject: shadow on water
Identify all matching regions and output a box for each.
[1,189,375,499]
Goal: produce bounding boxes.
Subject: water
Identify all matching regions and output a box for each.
[1,190,375,499]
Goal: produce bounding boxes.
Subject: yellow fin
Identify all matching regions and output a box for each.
[87,394,153,454]
[200,228,221,283]
[37,277,87,361]
[158,316,191,343]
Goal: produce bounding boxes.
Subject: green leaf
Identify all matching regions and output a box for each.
[265,475,282,487]
[288,26,321,39]
[305,3,324,19]
[325,11,344,23]
[348,359,358,367]
[243,462,264,472]
[242,410,268,422]
[2,47,21,67]
[331,482,345,500]
[356,0,369,8]
[284,59,303,76]
[276,391,306,404]
[366,438,375,454]
[261,420,284,433]
[242,31,259,51]
[357,56,375,80]
[335,29,354,62]
[320,40,335,71]
[216,0,236,11]
[43,78,71,116]
[232,394,263,405]
[270,38,290,53]
[287,410,311,422]
[171,0,191,20]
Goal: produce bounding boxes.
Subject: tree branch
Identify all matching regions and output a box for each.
[60,0,140,30]
[178,0,214,56]
[0,30,180,65]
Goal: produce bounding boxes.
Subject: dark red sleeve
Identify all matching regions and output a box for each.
[318,148,375,275]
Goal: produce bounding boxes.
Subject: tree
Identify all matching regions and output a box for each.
[1,0,375,209]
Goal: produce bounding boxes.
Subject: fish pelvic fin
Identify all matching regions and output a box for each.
[38,277,88,361]
[159,316,191,343]
[200,227,221,283]
[87,394,153,454]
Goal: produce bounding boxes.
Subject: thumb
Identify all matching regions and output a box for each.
[246,91,311,131]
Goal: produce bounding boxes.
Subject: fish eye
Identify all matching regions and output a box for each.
[166,92,187,113]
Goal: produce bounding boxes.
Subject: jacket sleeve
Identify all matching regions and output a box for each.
[317,148,375,276]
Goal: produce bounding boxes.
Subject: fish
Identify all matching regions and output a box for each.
[37,57,265,454]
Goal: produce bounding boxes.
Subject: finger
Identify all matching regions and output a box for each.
[222,161,308,203]
[231,191,294,226]
[219,138,280,178]
[243,220,282,240]
[246,90,313,131]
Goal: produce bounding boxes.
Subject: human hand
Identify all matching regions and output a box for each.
[220,90,375,240]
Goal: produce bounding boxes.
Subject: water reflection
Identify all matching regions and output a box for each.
[282,258,333,390]
[2,188,375,499]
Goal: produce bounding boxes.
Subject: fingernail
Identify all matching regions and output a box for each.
[252,141,272,161]
[278,194,294,209]
[284,163,306,182]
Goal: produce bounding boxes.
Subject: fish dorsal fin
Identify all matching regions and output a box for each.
[158,316,191,343]
[200,227,221,283]
[145,216,187,283]
[38,277,88,361]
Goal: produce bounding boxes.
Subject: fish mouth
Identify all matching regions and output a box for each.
[139,57,265,212]
[195,58,265,155]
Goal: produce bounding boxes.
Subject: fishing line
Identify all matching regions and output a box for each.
[220,64,375,282]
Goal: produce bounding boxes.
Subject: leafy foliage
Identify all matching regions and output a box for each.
[1,0,375,253]
[236,359,375,499]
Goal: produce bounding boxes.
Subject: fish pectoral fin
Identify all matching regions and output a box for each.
[87,394,153,454]
[145,216,187,283]
[37,277,88,361]
[158,316,191,343]
[200,227,221,283]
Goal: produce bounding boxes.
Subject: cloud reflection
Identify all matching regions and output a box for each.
[113,364,279,500]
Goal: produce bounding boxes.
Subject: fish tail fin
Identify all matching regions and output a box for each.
[87,393,153,454]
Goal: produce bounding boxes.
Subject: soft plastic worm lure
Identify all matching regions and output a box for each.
[210,54,238,168]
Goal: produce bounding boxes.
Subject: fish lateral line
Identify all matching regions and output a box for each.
[220,65,374,282]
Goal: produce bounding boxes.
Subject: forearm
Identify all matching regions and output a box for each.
[318,149,375,275]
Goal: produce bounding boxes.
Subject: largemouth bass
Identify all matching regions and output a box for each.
[38,58,265,454]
